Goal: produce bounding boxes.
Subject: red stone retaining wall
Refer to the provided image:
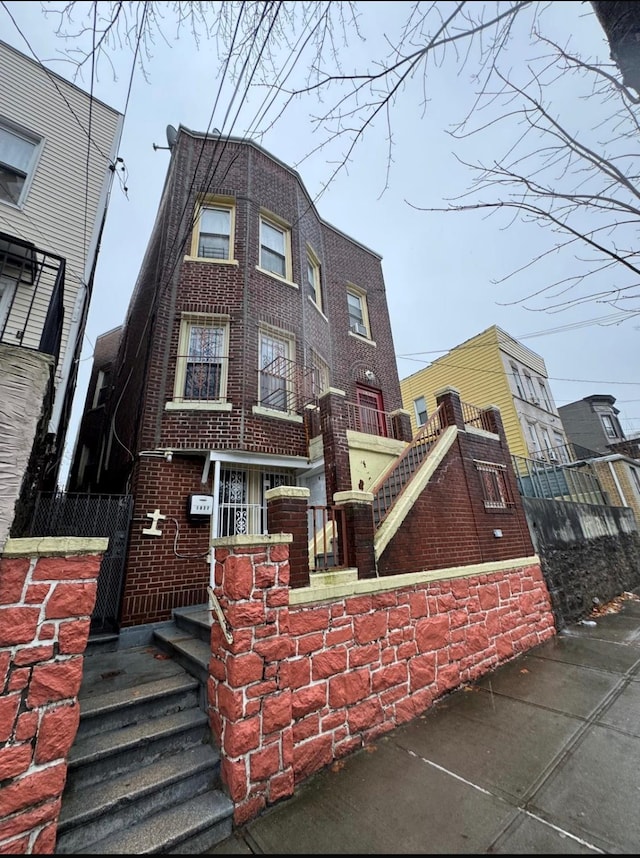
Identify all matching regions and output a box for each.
[0,539,105,855]
[208,538,556,826]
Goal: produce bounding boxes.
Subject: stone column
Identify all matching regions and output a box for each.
[334,490,376,579]
[0,537,106,855]
[208,535,295,827]
[266,486,310,589]
[435,386,465,430]
[319,388,351,499]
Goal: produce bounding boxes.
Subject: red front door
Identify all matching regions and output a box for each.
[356,385,386,436]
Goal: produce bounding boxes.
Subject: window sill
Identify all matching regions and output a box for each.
[348,330,376,347]
[165,401,233,411]
[252,405,303,424]
[307,296,328,322]
[255,266,298,289]
[183,255,240,266]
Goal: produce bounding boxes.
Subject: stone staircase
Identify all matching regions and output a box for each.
[55,607,233,854]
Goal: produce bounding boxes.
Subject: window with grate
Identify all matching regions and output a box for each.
[475,460,514,510]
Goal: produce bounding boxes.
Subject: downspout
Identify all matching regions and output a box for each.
[608,460,627,506]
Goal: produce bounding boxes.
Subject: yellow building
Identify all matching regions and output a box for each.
[400,325,569,462]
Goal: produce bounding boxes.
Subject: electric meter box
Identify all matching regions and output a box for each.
[187,493,214,524]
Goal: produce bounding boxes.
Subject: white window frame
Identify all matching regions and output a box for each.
[0,118,42,208]
[538,379,552,411]
[259,211,292,281]
[601,414,618,439]
[188,195,236,263]
[306,246,322,311]
[258,327,295,413]
[523,371,537,402]
[310,350,330,399]
[414,396,428,427]
[510,363,525,399]
[170,313,230,407]
[553,432,567,463]
[346,285,371,338]
[527,422,541,456]
[92,368,111,409]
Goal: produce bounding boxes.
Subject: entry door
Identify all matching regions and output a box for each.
[356,385,386,437]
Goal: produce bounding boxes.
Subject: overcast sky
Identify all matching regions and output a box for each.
[2,1,639,483]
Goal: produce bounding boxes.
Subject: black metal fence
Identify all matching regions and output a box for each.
[30,492,133,633]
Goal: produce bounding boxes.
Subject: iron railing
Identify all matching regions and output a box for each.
[0,232,66,360]
[511,455,610,506]
[345,401,393,437]
[372,403,446,527]
[258,355,319,414]
[308,504,347,570]
[461,400,495,433]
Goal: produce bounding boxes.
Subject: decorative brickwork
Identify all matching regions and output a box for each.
[0,539,105,855]
[208,538,555,828]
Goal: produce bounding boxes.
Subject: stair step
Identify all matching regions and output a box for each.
[77,673,200,738]
[56,745,223,854]
[68,707,210,788]
[153,626,211,685]
[64,791,234,855]
[172,604,212,643]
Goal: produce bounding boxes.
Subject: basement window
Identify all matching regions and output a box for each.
[475,460,514,510]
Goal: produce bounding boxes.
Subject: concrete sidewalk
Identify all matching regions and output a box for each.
[208,589,640,854]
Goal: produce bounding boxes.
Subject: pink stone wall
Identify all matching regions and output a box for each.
[209,541,556,826]
[0,549,101,854]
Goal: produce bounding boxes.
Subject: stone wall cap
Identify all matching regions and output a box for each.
[265,486,310,500]
[2,536,110,557]
[212,533,294,547]
[333,490,374,504]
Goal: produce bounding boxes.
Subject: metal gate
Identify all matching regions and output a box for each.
[30,492,133,634]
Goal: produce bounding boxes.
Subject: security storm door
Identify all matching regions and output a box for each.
[356,385,386,437]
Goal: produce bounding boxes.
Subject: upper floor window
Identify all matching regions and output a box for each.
[310,349,330,399]
[553,431,568,463]
[190,196,235,261]
[526,422,541,456]
[92,368,111,409]
[414,396,428,427]
[523,371,537,401]
[347,285,370,338]
[306,247,322,311]
[259,329,294,412]
[538,379,552,411]
[601,414,618,439]
[0,120,41,207]
[259,212,292,280]
[173,313,229,403]
[510,363,525,399]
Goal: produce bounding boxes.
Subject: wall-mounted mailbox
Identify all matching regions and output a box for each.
[187,493,214,524]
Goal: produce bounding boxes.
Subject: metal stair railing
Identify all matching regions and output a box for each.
[372,403,446,527]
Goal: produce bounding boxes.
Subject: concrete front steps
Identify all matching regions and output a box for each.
[55,617,233,854]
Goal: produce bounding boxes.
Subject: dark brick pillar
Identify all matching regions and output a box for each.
[266,486,310,588]
[334,490,376,580]
[391,409,413,442]
[483,405,508,446]
[435,386,465,430]
[319,388,351,499]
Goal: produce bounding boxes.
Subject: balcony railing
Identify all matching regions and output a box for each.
[345,401,393,437]
[0,232,66,360]
[258,355,319,414]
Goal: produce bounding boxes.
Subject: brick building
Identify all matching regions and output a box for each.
[71,127,541,639]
